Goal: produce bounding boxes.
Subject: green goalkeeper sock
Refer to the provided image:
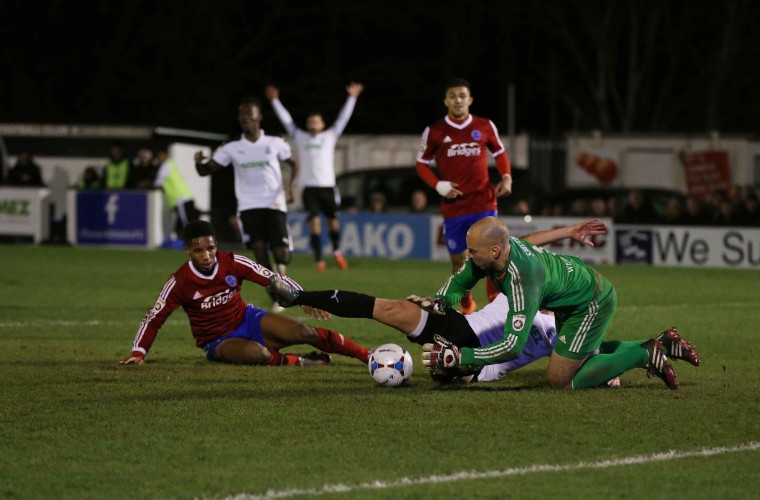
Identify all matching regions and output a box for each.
[571,344,649,389]
[599,339,644,354]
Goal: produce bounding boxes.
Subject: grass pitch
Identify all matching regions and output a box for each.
[1,245,759,499]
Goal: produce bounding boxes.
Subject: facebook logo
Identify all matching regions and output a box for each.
[76,191,148,245]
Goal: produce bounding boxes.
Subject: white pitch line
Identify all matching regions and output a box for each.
[222,441,760,499]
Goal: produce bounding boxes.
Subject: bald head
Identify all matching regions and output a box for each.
[466,217,511,270]
[470,217,509,245]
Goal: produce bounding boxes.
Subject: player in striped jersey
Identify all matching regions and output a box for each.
[418,217,700,389]
[119,220,369,367]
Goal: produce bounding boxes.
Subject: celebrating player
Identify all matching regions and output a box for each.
[416,217,701,389]
[416,78,513,313]
[119,220,370,367]
[195,97,297,311]
[265,82,364,272]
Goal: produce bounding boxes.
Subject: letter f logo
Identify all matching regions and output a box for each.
[105,194,119,225]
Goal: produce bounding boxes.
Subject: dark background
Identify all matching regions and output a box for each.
[2,0,759,138]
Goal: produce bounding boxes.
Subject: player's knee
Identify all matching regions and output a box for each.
[274,249,292,265]
[296,325,318,343]
[546,373,573,389]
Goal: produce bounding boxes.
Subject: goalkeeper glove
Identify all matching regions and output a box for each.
[422,337,461,371]
[406,294,446,315]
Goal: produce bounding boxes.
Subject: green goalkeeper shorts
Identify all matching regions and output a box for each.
[552,276,617,360]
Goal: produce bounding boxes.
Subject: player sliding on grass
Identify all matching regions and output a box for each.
[268,219,675,384]
[120,220,369,367]
[415,217,700,389]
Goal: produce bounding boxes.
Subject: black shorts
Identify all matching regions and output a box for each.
[410,307,480,348]
[302,186,339,219]
[238,209,292,249]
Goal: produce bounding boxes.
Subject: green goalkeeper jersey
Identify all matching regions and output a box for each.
[436,236,599,366]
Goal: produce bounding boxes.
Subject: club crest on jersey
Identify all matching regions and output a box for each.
[512,314,527,331]
[470,129,482,140]
[225,275,237,287]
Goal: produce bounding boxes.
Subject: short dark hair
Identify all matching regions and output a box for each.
[183,220,216,246]
[444,78,471,94]
[239,96,262,110]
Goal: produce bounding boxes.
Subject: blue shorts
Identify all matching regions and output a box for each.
[442,210,497,255]
[203,305,267,361]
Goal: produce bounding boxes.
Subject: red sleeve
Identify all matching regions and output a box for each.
[416,161,440,189]
[495,151,512,177]
[231,253,304,291]
[131,275,182,358]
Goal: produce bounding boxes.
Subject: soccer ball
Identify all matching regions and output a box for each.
[368,343,413,387]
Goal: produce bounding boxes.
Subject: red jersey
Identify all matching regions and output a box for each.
[130,251,301,358]
[416,114,507,218]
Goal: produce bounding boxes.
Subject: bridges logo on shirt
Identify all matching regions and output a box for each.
[512,314,527,331]
[447,142,481,157]
[201,289,237,309]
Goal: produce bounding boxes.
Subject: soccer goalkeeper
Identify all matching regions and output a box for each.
[415,216,700,389]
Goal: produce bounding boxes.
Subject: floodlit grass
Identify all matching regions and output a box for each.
[1,245,759,499]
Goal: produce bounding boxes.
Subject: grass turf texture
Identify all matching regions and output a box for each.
[1,245,758,499]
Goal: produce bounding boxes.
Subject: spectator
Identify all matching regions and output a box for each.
[77,166,102,189]
[569,198,589,217]
[369,192,386,213]
[154,150,200,238]
[713,199,738,226]
[7,152,45,187]
[127,149,157,189]
[618,189,655,223]
[662,196,684,225]
[102,142,130,189]
[682,196,710,226]
[590,197,607,217]
[738,193,759,226]
[410,189,428,213]
[512,199,531,216]
[606,196,619,219]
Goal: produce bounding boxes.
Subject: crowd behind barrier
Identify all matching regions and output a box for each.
[1,143,758,247]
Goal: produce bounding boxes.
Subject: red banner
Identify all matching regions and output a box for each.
[682,150,731,198]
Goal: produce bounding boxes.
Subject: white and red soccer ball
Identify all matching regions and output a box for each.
[368,343,413,387]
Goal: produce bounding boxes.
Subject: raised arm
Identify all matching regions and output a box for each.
[521,218,607,248]
[265,85,299,136]
[331,82,364,137]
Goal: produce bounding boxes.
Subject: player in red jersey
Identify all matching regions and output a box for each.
[119,220,369,367]
[416,78,513,314]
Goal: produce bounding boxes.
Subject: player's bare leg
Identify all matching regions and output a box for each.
[545,352,586,389]
[451,251,475,313]
[328,217,348,269]
[250,240,273,271]
[269,275,419,334]
[260,312,368,363]
[272,246,290,276]
[309,216,326,271]
[214,337,289,365]
[371,298,423,334]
